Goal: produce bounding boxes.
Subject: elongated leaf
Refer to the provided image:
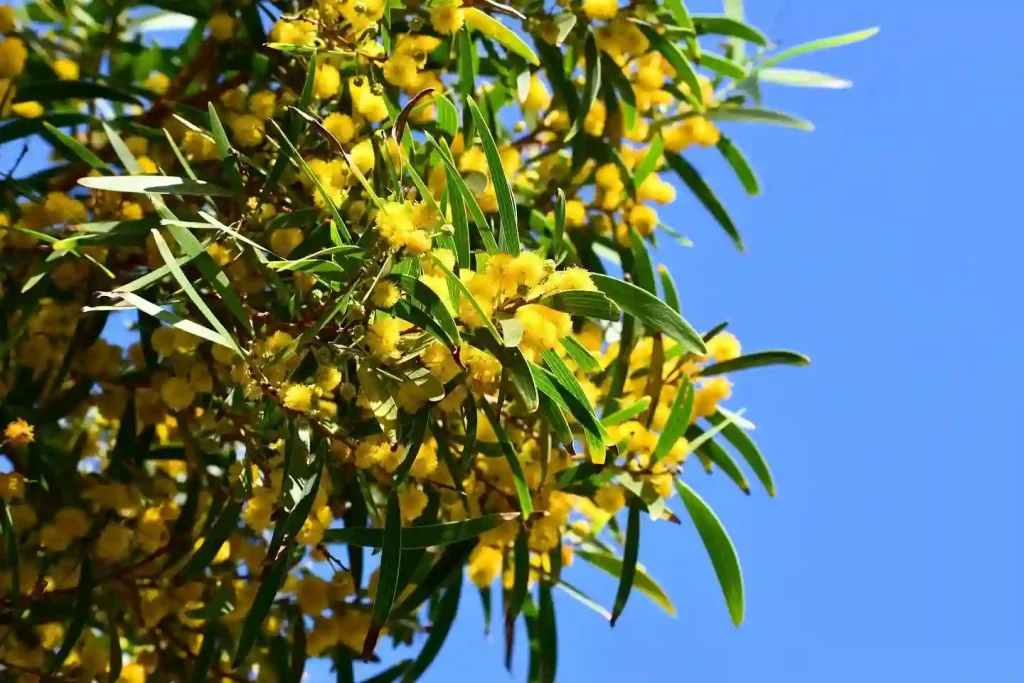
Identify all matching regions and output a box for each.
[706,106,814,131]
[177,499,243,581]
[391,274,460,346]
[425,132,499,255]
[758,67,851,89]
[43,123,110,170]
[19,80,143,105]
[91,290,235,350]
[363,492,403,659]
[540,290,620,321]
[466,97,519,255]
[692,15,768,45]
[664,151,742,250]
[504,345,539,412]
[652,375,694,462]
[633,134,663,187]
[658,265,681,313]
[233,549,290,667]
[189,626,218,683]
[708,409,775,496]
[505,533,529,649]
[402,571,462,681]
[600,397,651,427]
[717,137,760,196]
[610,504,641,626]
[629,229,657,294]
[78,174,236,196]
[51,557,92,673]
[0,500,19,599]
[427,252,501,342]
[700,51,747,79]
[150,229,241,356]
[566,32,601,142]
[481,402,533,516]
[393,540,476,619]
[463,8,539,65]
[557,580,611,621]
[540,351,607,440]
[592,273,706,354]
[664,0,695,31]
[108,616,122,683]
[700,350,810,376]
[578,550,675,616]
[602,53,636,131]
[687,424,750,493]
[207,103,243,192]
[675,479,744,625]
[435,94,459,135]
[759,27,879,69]
[323,513,519,548]
[560,336,600,372]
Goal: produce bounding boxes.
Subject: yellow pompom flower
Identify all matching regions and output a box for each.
[0,37,27,77]
[582,0,619,19]
[283,384,315,412]
[371,281,401,308]
[229,113,265,147]
[594,485,626,513]
[693,377,732,418]
[468,544,504,587]
[160,376,196,411]
[270,227,304,256]
[4,418,34,446]
[315,365,343,393]
[208,12,235,41]
[398,484,429,522]
[144,71,170,94]
[323,112,356,143]
[11,100,43,118]
[0,472,25,500]
[705,331,741,362]
[0,5,18,33]
[95,523,133,562]
[313,63,341,99]
[367,317,403,360]
[628,204,659,236]
[53,58,79,80]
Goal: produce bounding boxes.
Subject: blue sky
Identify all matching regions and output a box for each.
[408,0,1024,681]
[8,0,1021,679]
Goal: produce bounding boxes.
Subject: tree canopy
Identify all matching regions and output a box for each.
[0,0,871,680]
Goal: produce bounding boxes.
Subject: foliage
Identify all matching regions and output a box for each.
[0,0,870,680]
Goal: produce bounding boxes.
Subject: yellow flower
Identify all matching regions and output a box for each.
[55,507,90,538]
[0,37,27,77]
[283,384,315,412]
[375,201,432,254]
[520,72,552,111]
[705,331,741,362]
[144,71,170,95]
[0,5,18,33]
[367,317,403,360]
[11,101,43,118]
[370,281,401,308]
[296,574,330,615]
[4,418,34,446]
[350,138,376,173]
[118,662,147,683]
[160,376,196,411]
[594,485,626,513]
[53,58,79,80]
[468,544,503,587]
[431,3,464,34]
[270,227,304,256]
[208,12,235,41]
[398,484,429,522]
[628,204,658,236]
[229,113,265,147]
[693,377,732,418]
[582,0,619,19]
[95,523,133,562]
[248,89,277,119]
[323,112,356,143]
[313,63,341,99]
[0,472,25,500]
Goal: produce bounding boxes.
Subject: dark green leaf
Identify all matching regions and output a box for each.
[363,492,403,659]
[560,335,600,372]
[43,122,110,171]
[176,499,243,581]
[391,274,461,346]
[687,424,750,494]
[207,103,243,192]
[652,375,694,462]
[566,32,601,142]
[610,504,641,626]
[393,540,476,619]
[700,350,810,376]
[716,137,760,196]
[480,401,534,516]
[633,133,663,187]
[291,610,307,682]
[108,615,122,683]
[664,151,742,250]
[540,290,620,321]
[425,133,499,255]
[676,478,744,625]
[658,265,681,312]
[0,499,19,599]
[402,570,462,681]
[0,113,94,145]
[592,273,706,354]
[505,533,529,649]
[19,80,143,105]
[707,409,775,496]
[51,557,93,673]
[628,229,657,294]
[233,550,290,667]
[189,626,218,683]
[692,15,768,45]
[466,96,519,255]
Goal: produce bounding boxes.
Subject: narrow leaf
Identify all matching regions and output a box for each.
[43,122,110,170]
[700,350,810,376]
[664,151,743,250]
[692,15,768,45]
[759,27,879,69]
[466,97,519,255]
[566,32,601,142]
[705,106,814,131]
[610,504,641,626]
[481,401,534,516]
[707,409,775,496]
[758,67,852,89]
[78,175,236,196]
[51,557,93,673]
[363,492,403,659]
[233,550,290,667]
[716,137,760,196]
[652,375,694,462]
[463,8,539,65]
[592,273,706,354]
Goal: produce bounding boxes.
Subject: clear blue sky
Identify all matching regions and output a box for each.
[10,0,1021,679]
[406,1,1024,680]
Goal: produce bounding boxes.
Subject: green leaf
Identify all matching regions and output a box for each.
[658,265,681,313]
[150,229,241,357]
[600,396,651,427]
[481,401,534,517]
[759,27,879,69]
[504,345,540,413]
[687,424,750,494]
[628,229,656,294]
[707,409,775,496]
[633,133,663,187]
[537,353,608,445]
[78,174,236,196]
[18,80,144,105]
[664,0,695,32]
[176,499,244,581]
[560,336,600,372]
[556,580,611,621]
[553,11,576,44]
[363,492,403,659]
[0,499,20,599]
[592,273,706,354]
[463,8,539,65]
[466,96,519,256]
[692,15,768,46]
[391,274,461,346]
[393,541,476,619]
[43,122,110,171]
[425,132,499,255]
[664,151,743,250]
[675,479,744,625]
[716,137,760,196]
[506,532,529,633]
[537,582,557,683]
[207,103,243,192]
[51,557,92,673]
[700,51,748,79]
[108,615,123,683]
[566,32,601,142]
[402,570,462,681]
[757,67,851,89]
[540,290,620,321]
[637,24,703,106]
[0,113,94,145]
[700,350,810,376]
[578,550,675,616]
[233,549,290,667]
[435,94,459,135]
[706,106,814,131]
[189,625,219,683]
[291,611,307,683]
[652,375,694,462]
[323,513,519,548]
[90,290,236,351]
[610,503,641,626]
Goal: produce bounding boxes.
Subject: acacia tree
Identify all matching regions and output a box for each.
[0,0,872,680]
